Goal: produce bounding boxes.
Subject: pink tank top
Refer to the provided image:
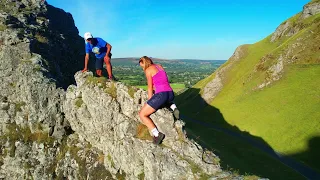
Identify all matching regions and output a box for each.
[152,65,173,94]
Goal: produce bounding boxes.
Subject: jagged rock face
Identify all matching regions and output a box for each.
[271,1,320,42]
[0,0,85,89]
[64,72,223,179]
[301,1,320,19]
[201,45,249,103]
[0,129,112,179]
[0,0,84,132]
[0,1,106,179]
[0,0,67,142]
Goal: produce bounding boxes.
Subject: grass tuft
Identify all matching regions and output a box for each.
[35,33,48,44]
[135,123,153,141]
[75,98,83,108]
[128,86,137,98]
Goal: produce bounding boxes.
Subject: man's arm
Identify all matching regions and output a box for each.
[82,42,91,72]
[82,53,89,72]
[106,43,112,57]
[104,43,112,61]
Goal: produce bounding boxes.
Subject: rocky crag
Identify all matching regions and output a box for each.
[0,0,255,179]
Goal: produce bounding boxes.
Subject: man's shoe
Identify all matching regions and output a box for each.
[153,132,165,145]
[109,74,118,81]
[173,108,180,120]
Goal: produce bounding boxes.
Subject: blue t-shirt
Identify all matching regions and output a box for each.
[85,37,108,59]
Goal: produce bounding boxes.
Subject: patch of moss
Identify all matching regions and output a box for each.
[75,98,83,108]
[175,127,186,142]
[21,60,32,64]
[15,101,26,112]
[23,162,33,169]
[0,24,7,31]
[69,86,75,93]
[47,137,87,178]
[243,174,260,180]
[128,86,137,98]
[116,170,126,180]
[173,150,212,179]
[9,82,16,87]
[135,123,153,141]
[90,164,113,180]
[33,65,42,72]
[86,76,108,89]
[97,153,104,164]
[0,1,16,13]
[188,160,201,174]
[307,0,320,5]
[107,154,115,168]
[105,82,117,98]
[138,172,145,180]
[70,146,87,178]
[86,76,117,98]
[1,122,111,179]
[0,123,55,159]
[35,33,48,44]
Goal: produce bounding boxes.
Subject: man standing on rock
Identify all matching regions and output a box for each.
[82,32,114,79]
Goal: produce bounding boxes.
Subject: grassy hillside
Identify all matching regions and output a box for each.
[176,0,320,176]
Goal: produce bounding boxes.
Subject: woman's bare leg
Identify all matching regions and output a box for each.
[139,103,156,130]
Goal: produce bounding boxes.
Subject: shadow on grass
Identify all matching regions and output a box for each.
[175,88,320,180]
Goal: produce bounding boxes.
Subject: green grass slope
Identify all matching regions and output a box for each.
[177,0,320,175]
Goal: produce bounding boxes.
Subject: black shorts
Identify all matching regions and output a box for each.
[95,53,112,70]
[147,91,174,110]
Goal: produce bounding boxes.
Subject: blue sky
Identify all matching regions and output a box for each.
[47,0,310,60]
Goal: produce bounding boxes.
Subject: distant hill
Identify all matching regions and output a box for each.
[177,0,320,174]
[111,57,225,69]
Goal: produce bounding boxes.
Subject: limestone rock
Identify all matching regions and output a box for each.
[64,72,223,179]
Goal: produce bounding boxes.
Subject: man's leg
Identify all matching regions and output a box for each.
[96,69,102,77]
[168,91,180,120]
[96,57,104,77]
[104,54,113,79]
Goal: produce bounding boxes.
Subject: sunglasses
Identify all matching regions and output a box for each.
[138,58,142,64]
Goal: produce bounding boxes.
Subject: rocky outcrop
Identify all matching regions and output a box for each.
[301,0,320,19]
[0,0,85,141]
[270,20,300,42]
[64,72,224,179]
[271,1,320,42]
[201,45,249,103]
[0,0,86,89]
[256,18,319,89]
